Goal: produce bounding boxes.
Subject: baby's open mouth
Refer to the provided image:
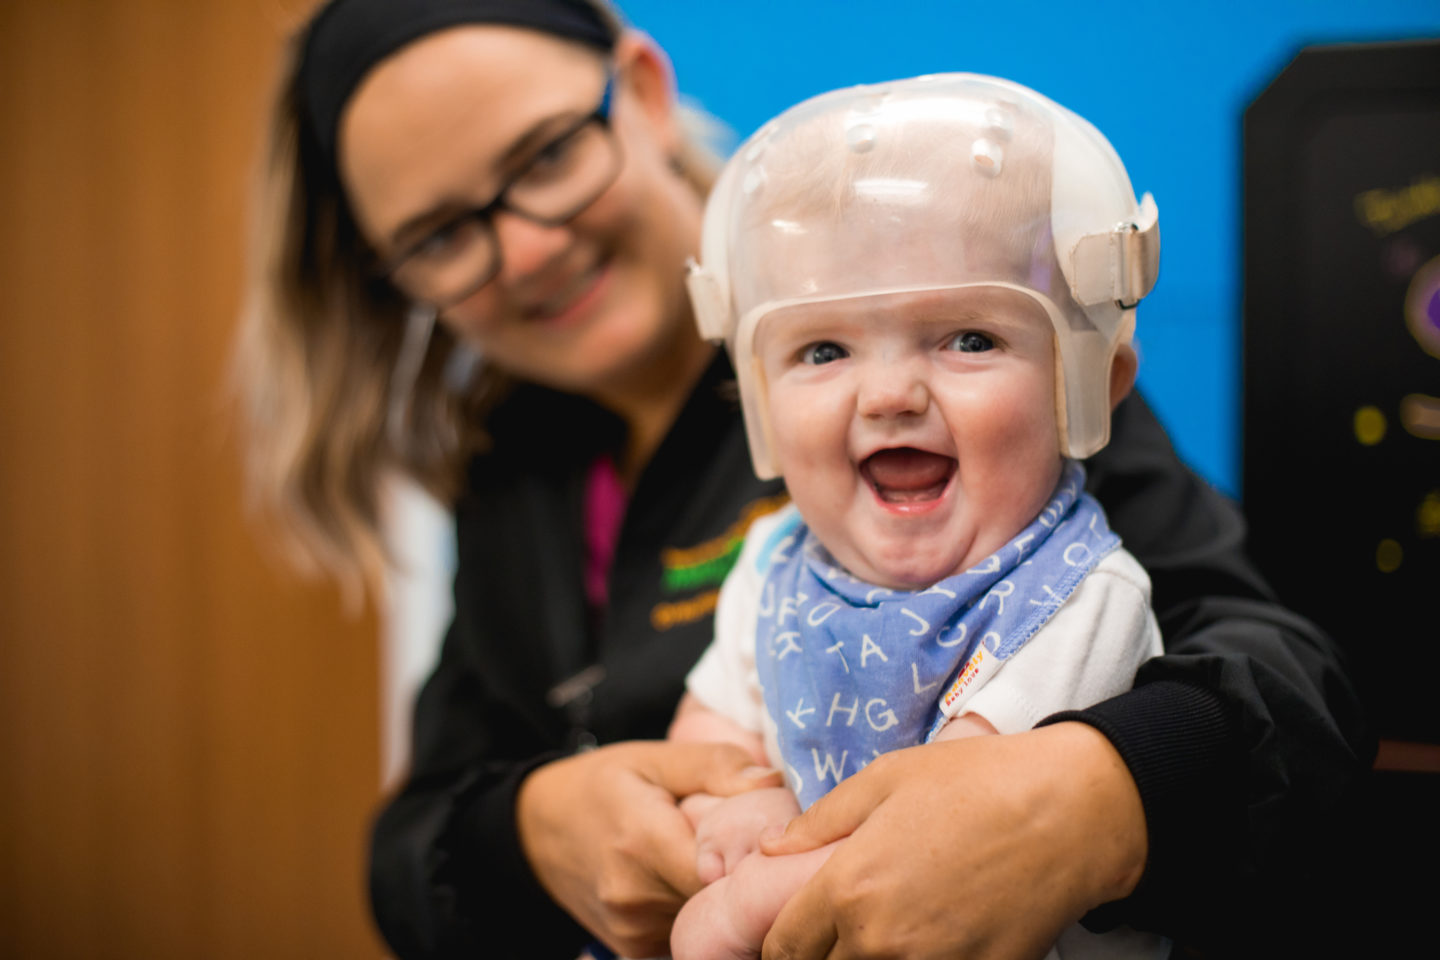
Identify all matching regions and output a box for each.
[860,448,957,503]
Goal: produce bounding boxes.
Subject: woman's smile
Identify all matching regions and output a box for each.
[340,25,707,398]
[526,259,612,325]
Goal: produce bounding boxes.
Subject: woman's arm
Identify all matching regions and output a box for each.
[370,620,580,959]
[1068,391,1370,942]
[371,358,794,959]
[370,625,768,960]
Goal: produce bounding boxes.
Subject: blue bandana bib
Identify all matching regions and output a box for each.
[753,460,1117,809]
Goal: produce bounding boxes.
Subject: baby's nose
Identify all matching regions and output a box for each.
[857,362,929,419]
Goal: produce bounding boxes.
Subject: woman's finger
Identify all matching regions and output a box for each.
[637,740,783,798]
[758,749,907,857]
[761,871,839,960]
[639,787,710,898]
[768,726,1148,960]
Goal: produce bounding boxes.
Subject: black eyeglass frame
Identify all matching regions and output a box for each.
[374,73,621,308]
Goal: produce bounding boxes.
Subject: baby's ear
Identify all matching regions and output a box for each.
[1108,342,1137,411]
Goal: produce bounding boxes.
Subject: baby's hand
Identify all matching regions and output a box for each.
[680,787,800,885]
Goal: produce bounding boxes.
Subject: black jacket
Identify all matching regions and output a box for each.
[370,354,1369,958]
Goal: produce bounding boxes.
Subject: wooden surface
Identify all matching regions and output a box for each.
[0,2,387,957]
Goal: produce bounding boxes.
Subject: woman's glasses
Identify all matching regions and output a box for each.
[379,75,620,308]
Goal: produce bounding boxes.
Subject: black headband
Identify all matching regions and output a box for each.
[300,0,616,166]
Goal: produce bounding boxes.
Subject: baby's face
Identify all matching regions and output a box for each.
[755,286,1064,590]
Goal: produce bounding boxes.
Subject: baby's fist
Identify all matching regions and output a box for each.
[691,786,800,884]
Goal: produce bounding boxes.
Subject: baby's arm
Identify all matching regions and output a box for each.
[669,507,823,959]
[669,510,795,875]
[668,692,769,764]
[669,693,788,882]
[668,693,813,960]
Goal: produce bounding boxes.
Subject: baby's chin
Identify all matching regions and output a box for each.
[845,550,969,592]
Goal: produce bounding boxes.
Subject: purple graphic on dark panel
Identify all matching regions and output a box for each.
[1407,256,1440,360]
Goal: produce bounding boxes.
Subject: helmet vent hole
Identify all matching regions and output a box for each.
[971,138,1003,177]
[846,123,878,153]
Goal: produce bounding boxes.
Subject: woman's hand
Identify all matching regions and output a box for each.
[758,722,1147,960]
[516,739,781,957]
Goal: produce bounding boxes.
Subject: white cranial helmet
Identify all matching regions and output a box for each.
[687,73,1159,480]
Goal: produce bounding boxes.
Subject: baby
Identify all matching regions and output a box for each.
[669,74,1167,960]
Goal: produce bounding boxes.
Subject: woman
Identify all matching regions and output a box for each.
[235,1,1369,957]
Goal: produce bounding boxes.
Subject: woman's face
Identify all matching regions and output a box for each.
[339,26,704,398]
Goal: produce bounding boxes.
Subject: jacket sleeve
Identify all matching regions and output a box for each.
[1049,393,1371,947]
[368,618,590,960]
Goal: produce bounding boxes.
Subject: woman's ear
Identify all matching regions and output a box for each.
[610,30,680,157]
[1109,342,1138,411]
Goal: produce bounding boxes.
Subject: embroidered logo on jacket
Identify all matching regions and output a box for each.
[650,493,790,630]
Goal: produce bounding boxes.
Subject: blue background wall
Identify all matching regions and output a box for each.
[623,0,1439,495]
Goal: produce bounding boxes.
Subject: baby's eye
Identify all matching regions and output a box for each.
[801,341,848,365]
[946,331,995,353]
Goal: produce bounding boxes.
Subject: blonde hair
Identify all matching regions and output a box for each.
[233,0,722,599]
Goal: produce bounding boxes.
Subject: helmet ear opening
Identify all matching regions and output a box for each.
[1108,338,1138,412]
[1054,310,1138,458]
